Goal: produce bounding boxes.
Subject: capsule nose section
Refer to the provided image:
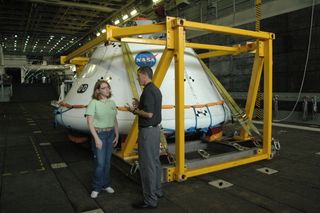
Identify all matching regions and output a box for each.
[52,106,88,132]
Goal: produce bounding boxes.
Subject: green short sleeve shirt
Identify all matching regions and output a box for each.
[85,99,117,128]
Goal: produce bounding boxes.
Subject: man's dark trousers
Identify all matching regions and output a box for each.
[138,126,162,207]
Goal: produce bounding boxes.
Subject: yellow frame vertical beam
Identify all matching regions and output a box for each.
[173,19,186,181]
[263,38,273,158]
[240,41,264,139]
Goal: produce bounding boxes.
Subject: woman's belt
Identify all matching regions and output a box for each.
[95,127,113,132]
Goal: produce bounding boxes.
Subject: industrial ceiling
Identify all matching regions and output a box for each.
[0,0,155,58]
[2,0,309,60]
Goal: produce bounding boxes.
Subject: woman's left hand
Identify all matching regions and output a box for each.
[113,135,119,147]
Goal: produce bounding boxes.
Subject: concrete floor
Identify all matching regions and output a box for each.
[1,85,320,212]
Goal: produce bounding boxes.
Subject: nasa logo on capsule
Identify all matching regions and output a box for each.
[135,51,157,67]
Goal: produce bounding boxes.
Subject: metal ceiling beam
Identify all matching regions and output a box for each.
[26,0,116,13]
[2,27,78,35]
[37,23,88,31]
[36,24,88,31]
[187,0,320,39]
[39,10,102,18]
[0,17,97,28]
[69,0,137,51]
[27,21,91,29]
[0,8,103,19]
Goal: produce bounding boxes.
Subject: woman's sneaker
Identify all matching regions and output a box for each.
[103,187,115,193]
[90,191,99,198]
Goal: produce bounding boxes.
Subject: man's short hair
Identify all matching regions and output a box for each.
[137,66,153,80]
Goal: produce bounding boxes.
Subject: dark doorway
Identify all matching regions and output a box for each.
[5,68,21,84]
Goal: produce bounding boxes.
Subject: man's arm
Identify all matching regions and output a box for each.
[126,104,153,118]
[133,108,153,118]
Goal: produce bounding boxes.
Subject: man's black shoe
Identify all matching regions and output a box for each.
[132,202,157,209]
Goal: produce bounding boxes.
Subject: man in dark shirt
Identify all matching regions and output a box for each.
[127,66,163,209]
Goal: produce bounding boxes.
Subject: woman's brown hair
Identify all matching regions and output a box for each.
[91,80,112,100]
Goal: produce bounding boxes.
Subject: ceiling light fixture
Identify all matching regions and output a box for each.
[114,19,120,25]
[130,9,137,16]
[122,14,128,20]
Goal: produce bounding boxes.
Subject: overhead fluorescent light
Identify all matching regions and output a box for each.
[114,19,120,25]
[101,29,106,33]
[130,9,137,16]
[122,14,128,20]
[96,32,101,37]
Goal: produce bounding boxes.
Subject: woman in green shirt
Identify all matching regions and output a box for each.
[85,80,119,199]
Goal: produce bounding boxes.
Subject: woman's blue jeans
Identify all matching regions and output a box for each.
[91,129,114,192]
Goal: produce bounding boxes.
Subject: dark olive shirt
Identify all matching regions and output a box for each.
[138,82,162,128]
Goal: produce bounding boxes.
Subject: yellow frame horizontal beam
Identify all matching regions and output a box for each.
[114,147,138,161]
[186,42,237,51]
[198,50,235,59]
[110,23,166,39]
[198,42,257,59]
[70,57,89,66]
[183,20,273,40]
[120,37,239,54]
[121,37,166,46]
[62,35,105,63]
[120,38,240,54]
[185,153,269,178]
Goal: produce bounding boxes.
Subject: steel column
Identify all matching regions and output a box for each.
[173,19,186,181]
[240,42,264,139]
[263,38,273,158]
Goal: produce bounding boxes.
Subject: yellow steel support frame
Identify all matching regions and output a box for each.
[198,42,257,59]
[263,39,273,158]
[240,42,264,139]
[70,57,89,77]
[60,16,275,181]
[173,19,186,181]
[61,35,105,64]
